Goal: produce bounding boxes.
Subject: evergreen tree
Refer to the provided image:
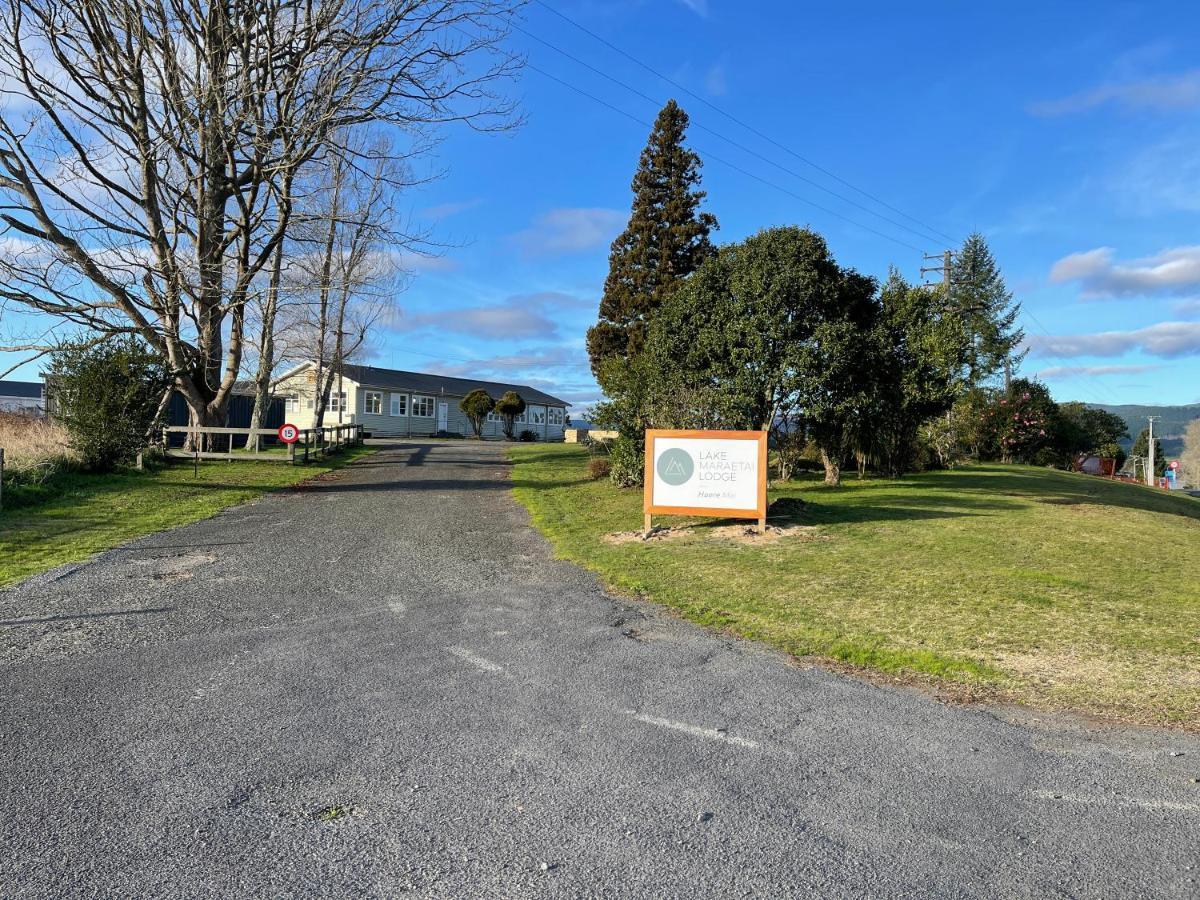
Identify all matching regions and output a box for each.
[586,100,717,379]
[867,269,970,476]
[950,232,1024,387]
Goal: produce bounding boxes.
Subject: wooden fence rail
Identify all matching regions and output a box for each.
[161,423,363,463]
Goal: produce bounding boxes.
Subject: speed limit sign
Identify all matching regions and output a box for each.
[277,423,300,444]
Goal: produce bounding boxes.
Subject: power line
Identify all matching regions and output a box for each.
[526,62,926,253]
[512,20,950,249]
[531,0,960,246]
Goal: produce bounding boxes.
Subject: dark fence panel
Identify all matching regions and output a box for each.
[165,392,285,448]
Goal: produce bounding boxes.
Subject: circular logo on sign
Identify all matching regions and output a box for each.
[656,447,695,486]
[278,423,299,444]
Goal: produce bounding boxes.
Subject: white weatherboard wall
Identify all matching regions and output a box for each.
[651,437,761,510]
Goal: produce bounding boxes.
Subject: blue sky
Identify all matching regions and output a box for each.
[6,1,1200,413]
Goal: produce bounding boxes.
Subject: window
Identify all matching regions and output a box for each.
[514,409,526,424]
[390,393,407,416]
[284,397,299,414]
[327,391,347,413]
[548,408,564,426]
[364,390,382,415]
[531,406,546,425]
[412,395,435,417]
[306,399,315,410]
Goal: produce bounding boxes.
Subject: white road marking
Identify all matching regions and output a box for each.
[1030,789,1200,814]
[447,646,505,674]
[626,710,760,749]
[386,596,407,615]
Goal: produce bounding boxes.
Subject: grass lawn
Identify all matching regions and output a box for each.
[0,446,372,587]
[510,444,1200,728]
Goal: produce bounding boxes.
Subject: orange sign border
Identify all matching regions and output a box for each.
[643,429,768,520]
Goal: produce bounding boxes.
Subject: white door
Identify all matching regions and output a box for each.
[437,401,448,432]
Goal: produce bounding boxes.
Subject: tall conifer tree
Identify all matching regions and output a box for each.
[586,100,717,380]
[949,232,1024,387]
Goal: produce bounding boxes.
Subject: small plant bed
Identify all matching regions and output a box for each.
[0,446,373,587]
[509,443,1200,729]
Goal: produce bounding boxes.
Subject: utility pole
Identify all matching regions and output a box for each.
[1146,416,1159,487]
[921,250,955,292]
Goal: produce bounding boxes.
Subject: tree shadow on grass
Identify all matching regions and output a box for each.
[908,467,1200,522]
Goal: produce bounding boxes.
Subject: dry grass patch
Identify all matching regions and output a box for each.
[0,412,75,481]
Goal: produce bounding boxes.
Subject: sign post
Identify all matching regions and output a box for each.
[278,423,300,466]
[643,429,768,534]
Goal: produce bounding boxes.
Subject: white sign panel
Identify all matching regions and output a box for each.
[645,430,767,518]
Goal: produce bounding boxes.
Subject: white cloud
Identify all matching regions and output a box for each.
[395,291,593,340]
[421,199,483,221]
[1025,322,1200,359]
[425,345,589,378]
[1035,363,1162,378]
[704,63,727,97]
[394,250,460,274]
[512,208,625,257]
[676,0,709,16]
[1030,69,1200,116]
[1111,135,1200,215]
[1048,245,1200,298]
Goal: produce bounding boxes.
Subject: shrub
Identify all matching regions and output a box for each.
[47,337,169,472]
[518,429,538,442]
[587,457,611,480]
[608,434,644,487]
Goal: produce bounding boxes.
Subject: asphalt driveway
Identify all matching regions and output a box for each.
[2,440,1198,897]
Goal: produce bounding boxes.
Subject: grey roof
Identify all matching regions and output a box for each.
[339,364,569,408]
[0,379,42,399]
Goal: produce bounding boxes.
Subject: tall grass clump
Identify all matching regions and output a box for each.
[0,412,76,489]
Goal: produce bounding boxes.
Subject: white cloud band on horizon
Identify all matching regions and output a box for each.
[1025,321,1200,359]
[1048,245,1200,299]
[1035,363,1162,379]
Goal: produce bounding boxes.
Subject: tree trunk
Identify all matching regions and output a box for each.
[246,243,285,450]
[821,449,841,486]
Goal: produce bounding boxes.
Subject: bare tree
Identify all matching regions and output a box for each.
[0,0,521,430]
[279,144,404,430]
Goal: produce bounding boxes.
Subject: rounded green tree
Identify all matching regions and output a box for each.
[493,391,526,440]
[459,389,494,439]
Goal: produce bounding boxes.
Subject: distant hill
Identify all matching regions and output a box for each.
[1084,403,1200,459]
